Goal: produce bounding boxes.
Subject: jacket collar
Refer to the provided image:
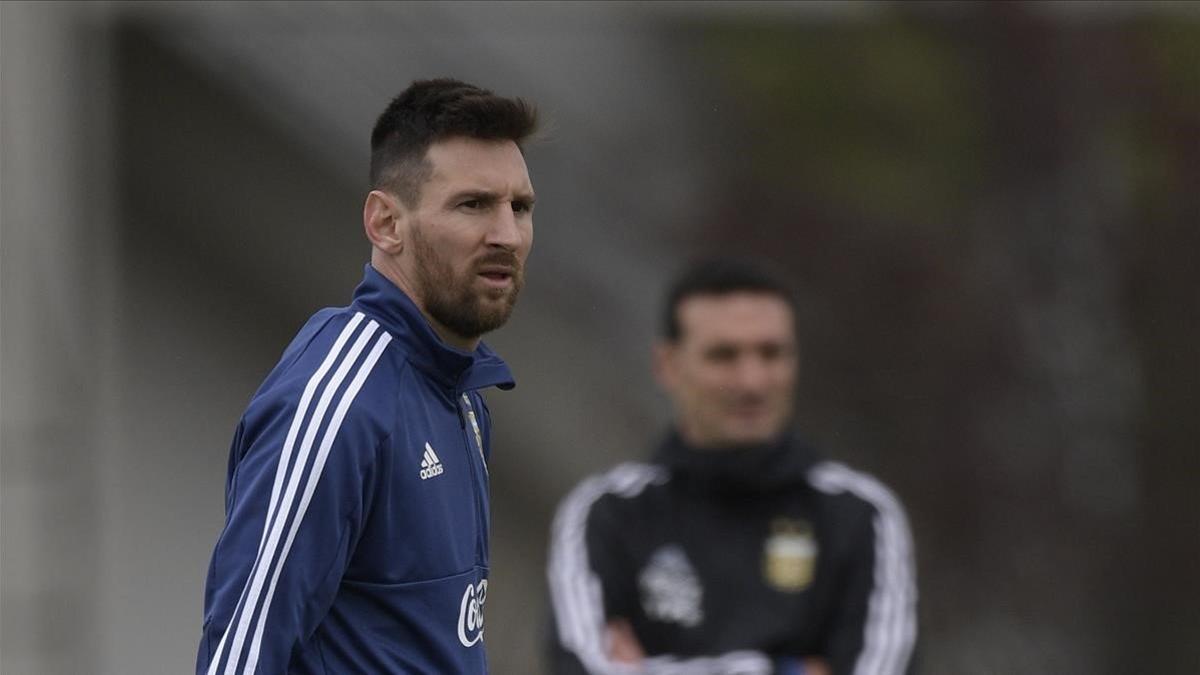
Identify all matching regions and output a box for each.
[350,264,515,393]
[654,428,820,495]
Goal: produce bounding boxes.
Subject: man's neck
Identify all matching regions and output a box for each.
[674,426,787,453]
[423,315,480,353]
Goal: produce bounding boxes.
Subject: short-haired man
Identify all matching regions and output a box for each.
[197,78,538,674]
[547,259,917,675]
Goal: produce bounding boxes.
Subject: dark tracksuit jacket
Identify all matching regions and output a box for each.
[198,265,512,674]
[547,433,917,675]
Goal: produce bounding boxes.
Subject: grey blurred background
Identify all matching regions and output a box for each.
[2,1,1198,673]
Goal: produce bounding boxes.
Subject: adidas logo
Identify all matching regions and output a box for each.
[419,442,444,480]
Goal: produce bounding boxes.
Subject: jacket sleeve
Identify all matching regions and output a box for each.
[813,466,918,675]
[546,465,778,675]
[545,487,634,675]
[197,319,392,675]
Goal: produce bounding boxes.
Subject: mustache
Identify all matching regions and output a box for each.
[475,251,522,273]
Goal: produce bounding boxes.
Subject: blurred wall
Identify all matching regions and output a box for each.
[2,3,115,672]
[3,2,1199,674]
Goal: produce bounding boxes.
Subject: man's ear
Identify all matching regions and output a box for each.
[363,190,407,254]
[652,340,677,391]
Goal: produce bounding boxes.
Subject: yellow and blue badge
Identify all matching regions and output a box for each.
[763,518,818,592]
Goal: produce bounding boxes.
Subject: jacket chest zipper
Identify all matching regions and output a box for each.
[456,393,488,563]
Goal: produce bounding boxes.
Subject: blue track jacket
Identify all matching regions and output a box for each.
[197,265,513,674]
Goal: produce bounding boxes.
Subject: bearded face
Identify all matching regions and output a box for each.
[410,219,525,340]
[375,137,534,348]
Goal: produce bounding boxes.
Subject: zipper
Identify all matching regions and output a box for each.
[457,392,489,564]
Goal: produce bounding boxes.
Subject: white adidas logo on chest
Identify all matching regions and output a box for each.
[419,442,444,480]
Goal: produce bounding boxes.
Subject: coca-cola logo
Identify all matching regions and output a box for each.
[457,579,487,647]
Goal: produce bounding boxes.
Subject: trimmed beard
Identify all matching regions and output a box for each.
[410,222,523,342]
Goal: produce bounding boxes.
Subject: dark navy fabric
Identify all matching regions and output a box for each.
[198,265,512,674]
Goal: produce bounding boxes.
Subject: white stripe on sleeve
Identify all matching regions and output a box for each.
[207,312,365,675]
[221,319,381,675]
[243,330,392,674]
[808,461,917,675]
[548,463,665,675]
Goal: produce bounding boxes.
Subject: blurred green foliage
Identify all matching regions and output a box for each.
[689,14,982,228]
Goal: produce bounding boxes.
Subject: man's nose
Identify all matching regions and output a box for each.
[733,355,772,390]
[485,205,524,249]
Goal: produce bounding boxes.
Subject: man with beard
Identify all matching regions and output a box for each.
[197,79,537,675]
[546,260,917,675]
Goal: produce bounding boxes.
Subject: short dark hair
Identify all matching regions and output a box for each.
[369,78,538,206]
[662,258,797,342]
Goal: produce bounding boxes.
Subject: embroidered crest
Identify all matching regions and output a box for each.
[763,518,818,592]
[460,394,486,472]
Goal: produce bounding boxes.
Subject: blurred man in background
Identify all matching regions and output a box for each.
[547,259,917,675]
[197,78,537,674]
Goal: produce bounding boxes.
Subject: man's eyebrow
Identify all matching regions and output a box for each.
[448,189,500,204]
[447,189,536,205]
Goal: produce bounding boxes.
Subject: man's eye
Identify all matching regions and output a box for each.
[706,348,738,363]
[460,200,482,210]
[512,201,532,214]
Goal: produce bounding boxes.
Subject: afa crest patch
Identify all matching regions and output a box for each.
[763,518,818,592]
